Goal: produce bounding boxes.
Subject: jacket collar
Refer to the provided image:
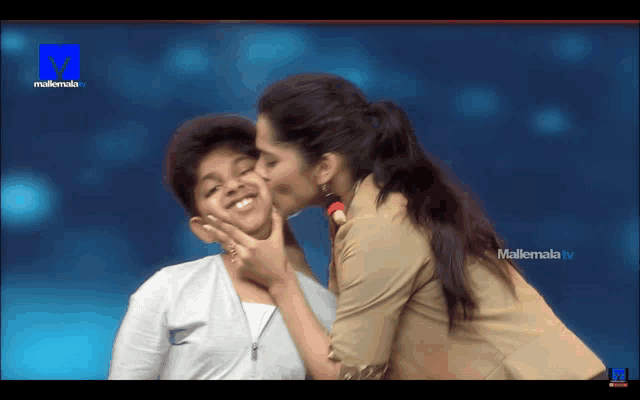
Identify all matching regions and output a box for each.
[345,173,408,221]
[344,174,374,220]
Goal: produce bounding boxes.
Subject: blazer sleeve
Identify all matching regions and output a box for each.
[327,216,428,380]
[108,270,171,380]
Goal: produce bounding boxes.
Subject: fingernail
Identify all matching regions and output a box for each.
[208,215,217,222]
[203,225,214,232]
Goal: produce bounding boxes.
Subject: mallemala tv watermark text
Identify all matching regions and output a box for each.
[33,80,86,88]
[498,249,574,260]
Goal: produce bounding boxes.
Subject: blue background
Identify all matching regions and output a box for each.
[1,23,638,380]
[38,43,80,80]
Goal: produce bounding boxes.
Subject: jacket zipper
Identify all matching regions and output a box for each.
[251,309,277,361]
[244,303,277,378]
[223,259,279,378]
[227,278,278,377]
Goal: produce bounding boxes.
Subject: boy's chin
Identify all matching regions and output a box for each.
[241,220,270,238]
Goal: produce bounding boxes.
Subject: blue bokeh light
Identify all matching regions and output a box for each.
[240,32,304,64]
[168,42,211,73]
[329,68,368,88]
[1,295,121,380]
[1,31,26,52]
[379,68,425,100]
[532,107,571,135]
[236,31,306,91]
[1,171,59,229]
[175,49,208,71]
[455,87,500,118]
[551,34,592,63]
[312,49,375,92]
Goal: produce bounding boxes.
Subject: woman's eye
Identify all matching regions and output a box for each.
[207,187,218,197]
[258,155,276,168]
[241,167,254,175]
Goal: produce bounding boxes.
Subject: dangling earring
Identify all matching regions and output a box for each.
[322,183,347,226]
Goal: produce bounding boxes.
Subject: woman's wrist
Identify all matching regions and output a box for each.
[269,263,298,302]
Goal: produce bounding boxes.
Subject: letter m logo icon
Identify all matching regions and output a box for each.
[39,44,80,81]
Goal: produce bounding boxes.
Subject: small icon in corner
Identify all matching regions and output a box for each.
[609,368,628,388]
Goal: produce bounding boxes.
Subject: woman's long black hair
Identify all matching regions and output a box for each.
[257,73,525,334]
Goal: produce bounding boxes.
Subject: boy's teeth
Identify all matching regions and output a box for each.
[235,197,252,208]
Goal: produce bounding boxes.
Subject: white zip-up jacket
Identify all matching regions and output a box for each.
[108,254,337,379]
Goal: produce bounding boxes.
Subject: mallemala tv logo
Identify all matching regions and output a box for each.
[34,44,86,88]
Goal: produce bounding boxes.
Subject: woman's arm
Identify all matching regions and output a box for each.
[270,271,341,380]
[285,246,314,278]
[272,218,414,381]
[328,261,339,296]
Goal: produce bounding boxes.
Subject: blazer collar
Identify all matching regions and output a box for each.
[345,174,377,220]
[344,173,410,222]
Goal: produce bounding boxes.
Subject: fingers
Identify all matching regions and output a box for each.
[270,207,284,236]
[206,215,238,245]
[203,223,233,250]
[228,240,250,266]
[202,224,222,244]
[203,224,248,262]
[206,215,256,249]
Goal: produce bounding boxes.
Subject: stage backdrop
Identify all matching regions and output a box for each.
[1,22,638,380]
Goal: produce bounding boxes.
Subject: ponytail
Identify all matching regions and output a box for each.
[359,100,426,211]
[359,100,524,334]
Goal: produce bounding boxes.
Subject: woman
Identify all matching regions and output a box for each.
[204,73,608,380]
[108,114,337,380]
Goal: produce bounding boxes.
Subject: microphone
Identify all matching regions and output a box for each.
[324,192,347,226]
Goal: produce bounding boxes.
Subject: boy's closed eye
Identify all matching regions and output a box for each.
[205,167,255,197]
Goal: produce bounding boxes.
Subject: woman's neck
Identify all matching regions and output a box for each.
[327,167,360,214]
[335,177,361,215]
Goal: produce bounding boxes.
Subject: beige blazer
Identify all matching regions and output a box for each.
[325,174,606,380]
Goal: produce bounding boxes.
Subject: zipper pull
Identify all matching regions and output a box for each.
[251,342,258,361]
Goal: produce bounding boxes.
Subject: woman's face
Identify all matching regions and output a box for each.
[254,114,322,217]
[190,146,272,240]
